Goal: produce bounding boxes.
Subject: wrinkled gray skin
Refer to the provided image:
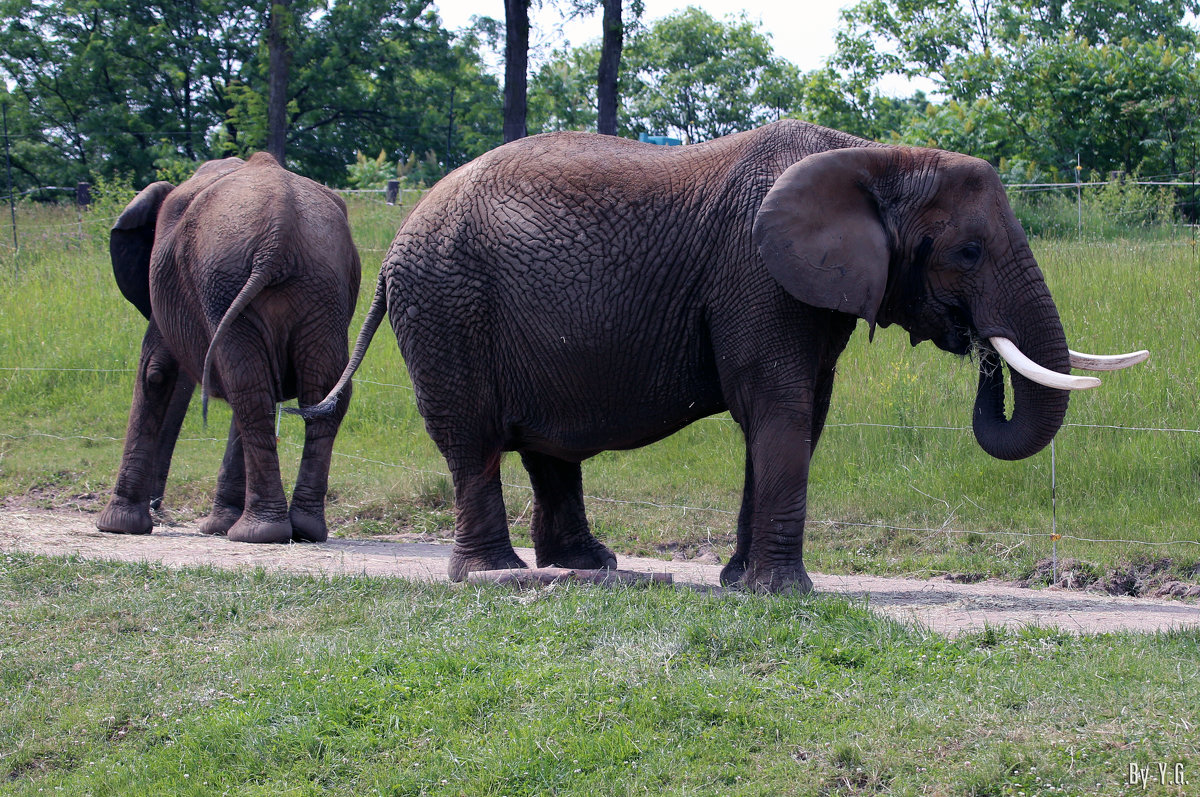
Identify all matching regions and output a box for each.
[98,153,361,544]
[310,120,1074,592]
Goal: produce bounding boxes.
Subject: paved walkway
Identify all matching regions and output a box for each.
[3,509,1198,636]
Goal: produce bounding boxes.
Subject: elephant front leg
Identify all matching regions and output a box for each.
[148,377,196,510]
[197,419,245,536]
[737,415,815,594]
[225,408,292,544]
[98,324,181,535]
[520,451,616,570]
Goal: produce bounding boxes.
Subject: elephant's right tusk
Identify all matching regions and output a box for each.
[1068,349,1150,371]
[989,337,1101,391]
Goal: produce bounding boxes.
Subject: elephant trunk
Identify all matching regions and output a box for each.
[971,283,1072,462]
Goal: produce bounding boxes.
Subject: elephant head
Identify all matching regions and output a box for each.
[754,146,1145,461]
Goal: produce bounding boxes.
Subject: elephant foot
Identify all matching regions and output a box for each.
[741,563,814,595]
[448,545,528,582]
[198,502,243,536]
[534,540,617,570]
[96,497,153,535]
[289,506,328,543]
[228,516,293,544]
[719,554,748,587]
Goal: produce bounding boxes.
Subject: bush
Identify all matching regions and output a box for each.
[1007,172,1179,239]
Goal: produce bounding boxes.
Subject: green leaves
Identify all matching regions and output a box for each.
[831,0,1200,177]
[0,0,501,189]
[622,8,787,142]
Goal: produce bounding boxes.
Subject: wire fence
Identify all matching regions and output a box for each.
[2,362,1199,567]
[2,173,1198,254]
[0,177,1195,573]
[0,184,424,253]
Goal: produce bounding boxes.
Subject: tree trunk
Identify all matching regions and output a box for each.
[503,0,530,143]
[596,0,622,135]
[267,1,291,164]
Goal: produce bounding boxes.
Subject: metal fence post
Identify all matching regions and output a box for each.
[2,100,16,254]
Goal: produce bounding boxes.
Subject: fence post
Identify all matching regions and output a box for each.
[2,99,16,254]
[1051,438,1058,585]
[1075,153,1082,239]
[75,182,91,208]
[385,180,399,206]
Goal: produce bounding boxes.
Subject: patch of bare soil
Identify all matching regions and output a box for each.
[1,508,1197,637]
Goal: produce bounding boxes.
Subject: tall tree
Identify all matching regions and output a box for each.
[0,0,258,187]
[595,0,621,135]
[622,8,798,143]
[503,0,530,142]
[266,1,292,163]
[833,0,1200,176]
[529,44,600,132]
[218,0,501,184]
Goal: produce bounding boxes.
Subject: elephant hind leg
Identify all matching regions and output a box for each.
[441,439,526,581]
[288,374,354,544]
[208,337,291,544]
[520,451,616,570]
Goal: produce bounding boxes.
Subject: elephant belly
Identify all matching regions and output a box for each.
[496,349,726,460]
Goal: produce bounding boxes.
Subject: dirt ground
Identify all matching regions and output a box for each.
[2,508,1198,637]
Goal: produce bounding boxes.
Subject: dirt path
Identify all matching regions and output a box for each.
[3,509,1198,637]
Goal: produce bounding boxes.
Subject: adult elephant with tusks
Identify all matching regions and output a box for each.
[98,152,361,544]
[300,120,1147,592]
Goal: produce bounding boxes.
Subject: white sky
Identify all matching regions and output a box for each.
[433,0,855,74]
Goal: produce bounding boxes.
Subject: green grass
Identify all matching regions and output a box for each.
[2,553,1198,795]
[1,197,1198,585]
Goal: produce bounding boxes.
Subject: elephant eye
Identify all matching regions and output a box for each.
[958,242,983,266]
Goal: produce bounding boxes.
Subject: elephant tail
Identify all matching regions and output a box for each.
[288,266,388,421]
[200,265,272,426]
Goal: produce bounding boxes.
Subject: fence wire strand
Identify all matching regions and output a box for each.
[5,413,1200,550]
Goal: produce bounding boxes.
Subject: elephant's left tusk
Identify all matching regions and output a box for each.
[989,337,1101,391]
[1068,349,1150,371]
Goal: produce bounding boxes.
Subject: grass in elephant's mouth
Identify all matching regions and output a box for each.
[1,202,1197,590]
[2,553,1197,796]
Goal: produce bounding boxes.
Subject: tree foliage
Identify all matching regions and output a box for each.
[0,0,1195,200]
[834,0,1200,178]
[529,7,801,143]
[622,8,793,142]
[0,0,501,190]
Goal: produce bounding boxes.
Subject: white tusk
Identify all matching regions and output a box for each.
[989,337,1101,391]
[1068,349,1149,371]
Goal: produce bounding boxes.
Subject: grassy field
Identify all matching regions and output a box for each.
[0,195,1198,586]
[1,553,1198,796]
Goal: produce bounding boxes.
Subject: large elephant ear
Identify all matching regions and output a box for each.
[110,181,174,320]
[753,147,895,328]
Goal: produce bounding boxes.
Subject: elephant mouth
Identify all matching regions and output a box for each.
[927,304,973,356]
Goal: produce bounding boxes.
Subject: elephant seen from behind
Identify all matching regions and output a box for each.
[99,152,361,544]
[305,120,1144,591]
